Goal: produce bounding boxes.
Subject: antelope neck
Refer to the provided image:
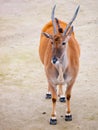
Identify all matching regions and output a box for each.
[54,48,68,73]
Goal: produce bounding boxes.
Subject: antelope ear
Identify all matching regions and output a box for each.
[42,32,53,39]
[65,26,74,43]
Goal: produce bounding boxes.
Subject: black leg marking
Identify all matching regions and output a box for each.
[45,93,51,99]
[65,114,72,121]
[59,96,66,102]
[50,118,57,125]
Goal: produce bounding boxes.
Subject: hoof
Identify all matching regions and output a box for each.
[45,93,51,99]
[59,97,66,102]
[50,118,57,125]
[65,114,72,121]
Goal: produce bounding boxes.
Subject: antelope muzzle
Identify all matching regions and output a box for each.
[52,56,58,64]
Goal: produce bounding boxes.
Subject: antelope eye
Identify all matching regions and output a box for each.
[62,42,66,45]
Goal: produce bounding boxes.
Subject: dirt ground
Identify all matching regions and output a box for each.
[0,0,98,130]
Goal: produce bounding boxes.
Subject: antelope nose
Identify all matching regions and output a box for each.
[52,57,57,64]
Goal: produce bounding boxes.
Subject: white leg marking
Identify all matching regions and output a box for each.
[46,91,51,94]
[65,113,71,116]
[51,116,57,120]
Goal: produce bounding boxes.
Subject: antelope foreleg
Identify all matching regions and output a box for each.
[50,85,57,125]
[65,82,74,121]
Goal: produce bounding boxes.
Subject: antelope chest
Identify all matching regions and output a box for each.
[47,68,72,86]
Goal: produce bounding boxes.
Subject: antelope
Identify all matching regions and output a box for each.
[39,5,80,125]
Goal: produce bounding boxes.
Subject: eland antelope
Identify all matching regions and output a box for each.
[39,5,80,125]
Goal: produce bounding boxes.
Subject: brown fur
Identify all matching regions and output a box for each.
[39,19,80,119]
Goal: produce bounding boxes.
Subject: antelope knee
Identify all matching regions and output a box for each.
[67,95,71,100]
[52,98,56,103]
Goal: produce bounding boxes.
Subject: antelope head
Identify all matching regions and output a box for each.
[42,5,80,66]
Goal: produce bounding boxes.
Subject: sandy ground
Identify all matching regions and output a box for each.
[0,0,98,130]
